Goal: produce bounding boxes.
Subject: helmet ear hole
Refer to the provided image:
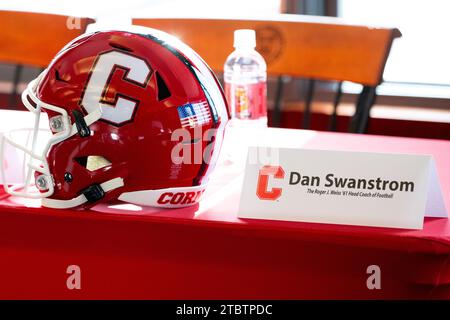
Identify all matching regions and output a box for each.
[156,72,171,101]
[75,156,112,172]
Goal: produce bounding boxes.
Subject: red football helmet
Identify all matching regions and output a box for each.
[0,27,229,209]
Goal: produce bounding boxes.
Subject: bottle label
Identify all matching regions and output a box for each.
[225,81,267,120]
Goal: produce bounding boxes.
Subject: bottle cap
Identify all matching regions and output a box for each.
[233,29,256,49]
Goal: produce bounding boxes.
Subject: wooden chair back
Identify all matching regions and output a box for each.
[0,10,93,67]
[133,15,401,132]
[0,10,93,109]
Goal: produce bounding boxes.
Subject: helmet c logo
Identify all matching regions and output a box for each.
[81,51,152,125]
[256,165,285,200]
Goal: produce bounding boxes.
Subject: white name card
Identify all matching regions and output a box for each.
[238,147,447,230]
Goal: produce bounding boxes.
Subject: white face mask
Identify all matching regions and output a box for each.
[0,71,102,200]
[1,73,69,199]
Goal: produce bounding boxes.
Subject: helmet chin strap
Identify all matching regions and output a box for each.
[41,177,124,209]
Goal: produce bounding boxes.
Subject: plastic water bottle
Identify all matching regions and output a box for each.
[224,29,267,127]
[222,29,267,165]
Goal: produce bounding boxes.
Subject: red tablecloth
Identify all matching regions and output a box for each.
[0,128,449,299]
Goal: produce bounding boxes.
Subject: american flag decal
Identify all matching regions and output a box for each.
[177,101,211,128]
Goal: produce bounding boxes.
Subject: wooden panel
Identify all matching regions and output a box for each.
[133,15,401,86]
[0,11,94,67]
